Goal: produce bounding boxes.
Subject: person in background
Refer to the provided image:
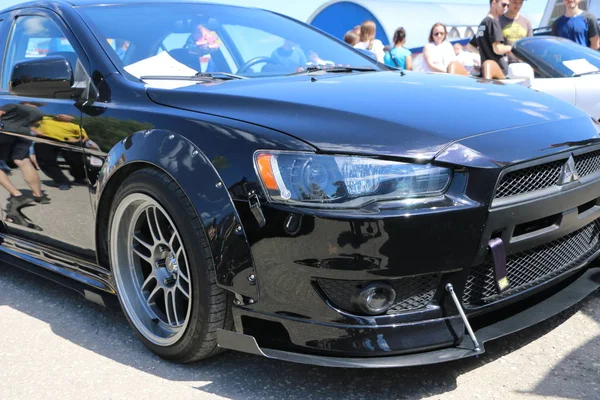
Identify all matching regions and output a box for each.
[354,20,385,62]
[0,102,48,204]
[0,169,32,210]
[169,23,223,72]
[454,43,481,75]
[36,114,90,190]
[270,39,307,70]
[115,39,130,60]
[423,23,467,75]
[345,29,376,60]
[468,0,513,79]
[344,30,359,46]
[384,27,413,70]
[552,0,599,50]
[500,0,532,64]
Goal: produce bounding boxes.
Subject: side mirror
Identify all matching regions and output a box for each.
[507,62,535,83]
[10,56,75,98]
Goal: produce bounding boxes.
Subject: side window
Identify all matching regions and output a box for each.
[2,15,80,89]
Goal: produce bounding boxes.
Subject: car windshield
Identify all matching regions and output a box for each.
[78,3,379,80]
[517,37,600,77]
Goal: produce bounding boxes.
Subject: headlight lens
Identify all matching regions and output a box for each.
[255,151,452,208]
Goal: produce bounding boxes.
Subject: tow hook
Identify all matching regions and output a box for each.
[248,191,266,227]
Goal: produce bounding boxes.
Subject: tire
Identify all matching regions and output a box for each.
[108,168,231,363]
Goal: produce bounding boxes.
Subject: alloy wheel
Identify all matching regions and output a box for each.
[111,193,192,346]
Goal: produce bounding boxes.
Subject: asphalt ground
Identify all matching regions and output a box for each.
[0,263,599,400]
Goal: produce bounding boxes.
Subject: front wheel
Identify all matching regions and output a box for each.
[109,168,230,363]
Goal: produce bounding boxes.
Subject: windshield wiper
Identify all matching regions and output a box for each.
[140,72,247,81]
[287,66,377,76]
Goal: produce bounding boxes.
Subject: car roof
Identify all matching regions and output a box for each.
[1,0,222,13]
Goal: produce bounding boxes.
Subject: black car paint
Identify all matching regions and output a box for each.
[0,0,598,365]
[147,71,591,161]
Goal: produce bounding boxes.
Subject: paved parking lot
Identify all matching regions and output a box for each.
[0,264,599,400]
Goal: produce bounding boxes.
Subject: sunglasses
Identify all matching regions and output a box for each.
[433,32,446,37]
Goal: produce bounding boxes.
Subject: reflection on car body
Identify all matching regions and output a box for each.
[0,0,600,368]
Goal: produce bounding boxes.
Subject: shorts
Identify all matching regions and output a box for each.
[0,134,32,163]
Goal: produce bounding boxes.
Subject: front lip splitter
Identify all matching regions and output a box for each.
[217,267,600,368]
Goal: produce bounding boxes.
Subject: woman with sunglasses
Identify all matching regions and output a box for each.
[467,0,513,79]
[422,23,466,75]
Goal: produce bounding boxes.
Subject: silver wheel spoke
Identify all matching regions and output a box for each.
[175,247,189,282]
[112,193,192,346]
[133,246,153,265]
[177,279,190,299]
[146,207,163,242]
[133,232,153,251]
[178,270,190,283]
[165,291,174,326]
[146,285,161,305]
[171,289,179,323]
[141,274,156,292]
[168,232,178,248]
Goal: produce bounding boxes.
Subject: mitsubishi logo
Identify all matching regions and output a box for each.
[559,155,580,185]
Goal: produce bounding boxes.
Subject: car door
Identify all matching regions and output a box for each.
[0,10,95,261]
[573,75,600,120]
[529,77,577,108]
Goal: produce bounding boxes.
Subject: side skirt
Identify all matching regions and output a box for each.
[0,234,117,307]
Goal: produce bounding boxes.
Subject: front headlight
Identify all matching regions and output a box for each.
[254,151,452,208]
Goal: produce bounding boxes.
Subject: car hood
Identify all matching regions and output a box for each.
[146,71,599,166]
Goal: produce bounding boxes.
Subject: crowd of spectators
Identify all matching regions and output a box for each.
[344,0,598,79]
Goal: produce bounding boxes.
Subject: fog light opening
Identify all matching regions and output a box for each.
[352,282,396,315]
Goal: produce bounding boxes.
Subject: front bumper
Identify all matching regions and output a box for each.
[218,265,600,367]
[227,143,600,366]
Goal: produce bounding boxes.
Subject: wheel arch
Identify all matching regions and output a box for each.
[95,129,259,300]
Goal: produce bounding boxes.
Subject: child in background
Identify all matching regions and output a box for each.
[384,27,412,70]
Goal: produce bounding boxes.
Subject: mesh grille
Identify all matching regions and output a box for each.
[463,220,600,307]
[494,160,564,199]
[574,150,600,178]
[317,275,440,315]
[495,150,600,200]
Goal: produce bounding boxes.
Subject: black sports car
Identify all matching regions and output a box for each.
[0,0,599,368]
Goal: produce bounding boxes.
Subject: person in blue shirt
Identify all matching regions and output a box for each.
[383,28,413,70]
[552,0,599,50]
[269,40,307,72]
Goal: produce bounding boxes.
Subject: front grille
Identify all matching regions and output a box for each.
[574,149,600,177]
[494,150,600,199]
[317,274,440,315]
[494,160,564,199]
[463,220,600,307]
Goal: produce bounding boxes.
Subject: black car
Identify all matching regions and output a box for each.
[0,0,599,368]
